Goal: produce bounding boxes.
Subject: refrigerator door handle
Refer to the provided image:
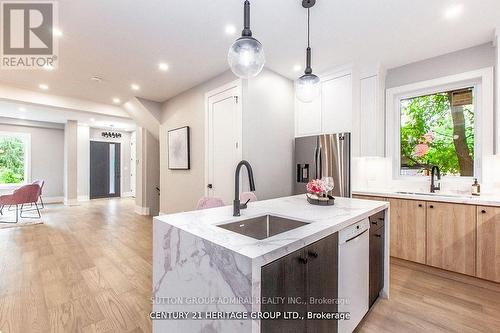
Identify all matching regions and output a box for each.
[318,146,322,179]
[314,146,319,179]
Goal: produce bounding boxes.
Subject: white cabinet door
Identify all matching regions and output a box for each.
[295,94,322,137]
[360,75,384,156]
[321,74,352,134]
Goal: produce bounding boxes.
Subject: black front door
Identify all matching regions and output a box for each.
[90,141,121,199]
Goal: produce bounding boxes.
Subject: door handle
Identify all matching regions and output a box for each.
[298,256,308,264]
[307,251,319,258]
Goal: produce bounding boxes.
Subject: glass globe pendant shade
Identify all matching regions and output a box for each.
[295,73,321,103]
[228,36,265,79]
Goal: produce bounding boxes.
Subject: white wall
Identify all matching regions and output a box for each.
[0,121,64,199]
[242,69,295,200]
[135,127,160,215]
[89,128,133,195]
[159,69,294,214]
[386,43,495,88]
[160,71,237,213]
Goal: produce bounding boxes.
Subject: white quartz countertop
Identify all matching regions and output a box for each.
[154,195,388,265]
[353,190,500,207]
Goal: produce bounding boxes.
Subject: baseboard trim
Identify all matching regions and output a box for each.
[121,192,134,198]
[135,205,150,215]
[64,198,80,206]
[78,195,90,202]
[159,211,167,216]
[43,196,64,204]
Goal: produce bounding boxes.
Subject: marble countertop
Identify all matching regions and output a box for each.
[353,189,500,207]
[154,195,388,266]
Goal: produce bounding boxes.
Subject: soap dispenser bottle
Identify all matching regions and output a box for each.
[471,178,481,196]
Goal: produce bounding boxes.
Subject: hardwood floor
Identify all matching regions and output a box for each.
[0,198,152,333]
[359,258,500,333]
[1,199,499,333]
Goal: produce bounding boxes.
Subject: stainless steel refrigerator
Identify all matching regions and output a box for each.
[294,133,351,197]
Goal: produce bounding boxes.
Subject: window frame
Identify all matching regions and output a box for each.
[386,68,494,183]
[0,131,31,188]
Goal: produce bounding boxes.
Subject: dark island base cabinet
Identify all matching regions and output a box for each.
[261,233,338,333]
[369,211,385,307]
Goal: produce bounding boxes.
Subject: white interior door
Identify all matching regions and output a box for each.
[207,86,241,204]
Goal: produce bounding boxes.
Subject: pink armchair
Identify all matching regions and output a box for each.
[32,180,45,208]
[196,197,225,210]
[0,184,41,223]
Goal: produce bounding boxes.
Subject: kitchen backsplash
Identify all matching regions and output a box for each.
[352,155,500,195]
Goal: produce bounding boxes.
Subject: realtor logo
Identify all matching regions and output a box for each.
[1,1,58,69]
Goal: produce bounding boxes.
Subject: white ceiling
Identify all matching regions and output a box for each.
[0,0,498,105]
[0,101,136,131]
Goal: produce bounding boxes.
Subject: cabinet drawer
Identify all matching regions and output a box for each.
[369,211,385,233]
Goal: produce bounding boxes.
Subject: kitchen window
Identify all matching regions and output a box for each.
[399,87,475,177]
[0,132,30,185]
[386,68,494,182]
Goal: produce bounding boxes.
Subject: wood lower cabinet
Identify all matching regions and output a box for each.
[426,202,476,275]
[476,206,500,282]
[389,198,426,264]
[261,233,338,333]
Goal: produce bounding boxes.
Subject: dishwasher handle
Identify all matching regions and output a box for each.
[344,229,368,243]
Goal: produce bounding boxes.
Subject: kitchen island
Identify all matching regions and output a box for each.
[153,195,389,333]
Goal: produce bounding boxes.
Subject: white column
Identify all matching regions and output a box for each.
[496,29,500,153]
[77,125,90,201]
[64,120,78,205]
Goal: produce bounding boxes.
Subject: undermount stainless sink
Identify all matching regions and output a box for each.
[217,215,309,240]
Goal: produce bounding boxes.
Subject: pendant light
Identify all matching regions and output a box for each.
[295,0,321,103]
[228,1,265,79]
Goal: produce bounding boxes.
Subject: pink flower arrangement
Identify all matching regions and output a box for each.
[422,131,435,144]
[413,143,429,157]
[306,179,327,195]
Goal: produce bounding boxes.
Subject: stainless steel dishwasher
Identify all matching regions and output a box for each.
[338,218,370,333]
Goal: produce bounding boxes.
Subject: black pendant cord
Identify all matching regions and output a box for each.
[305,8,313,74]
[242,0,252,37]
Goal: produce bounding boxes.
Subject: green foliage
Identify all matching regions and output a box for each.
[0,137,25,184]
[400,92,474,176]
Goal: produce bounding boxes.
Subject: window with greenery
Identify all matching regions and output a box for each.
[0,134,27,184]
[400,87,474,177]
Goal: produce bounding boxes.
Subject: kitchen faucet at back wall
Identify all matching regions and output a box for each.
[430,165,441,193]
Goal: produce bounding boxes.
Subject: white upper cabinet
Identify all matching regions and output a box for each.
[295,70,353,137]
[295,92,322,137]
[321,73,352,134]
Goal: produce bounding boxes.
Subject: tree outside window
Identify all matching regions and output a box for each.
[400,88,474,177]
[0,136,26,184]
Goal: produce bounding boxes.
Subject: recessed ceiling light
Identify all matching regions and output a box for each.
[18,107,26,112]
[53,28,63,37]
[158,62,169,71]
[112,97,121,104]
[131,83,140,91]
[293,64,302,72]
[90,118,95,122]
[91,76,104,83]
[444,4,464,20]
[225,24,237,35]
[39,83,49,90]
